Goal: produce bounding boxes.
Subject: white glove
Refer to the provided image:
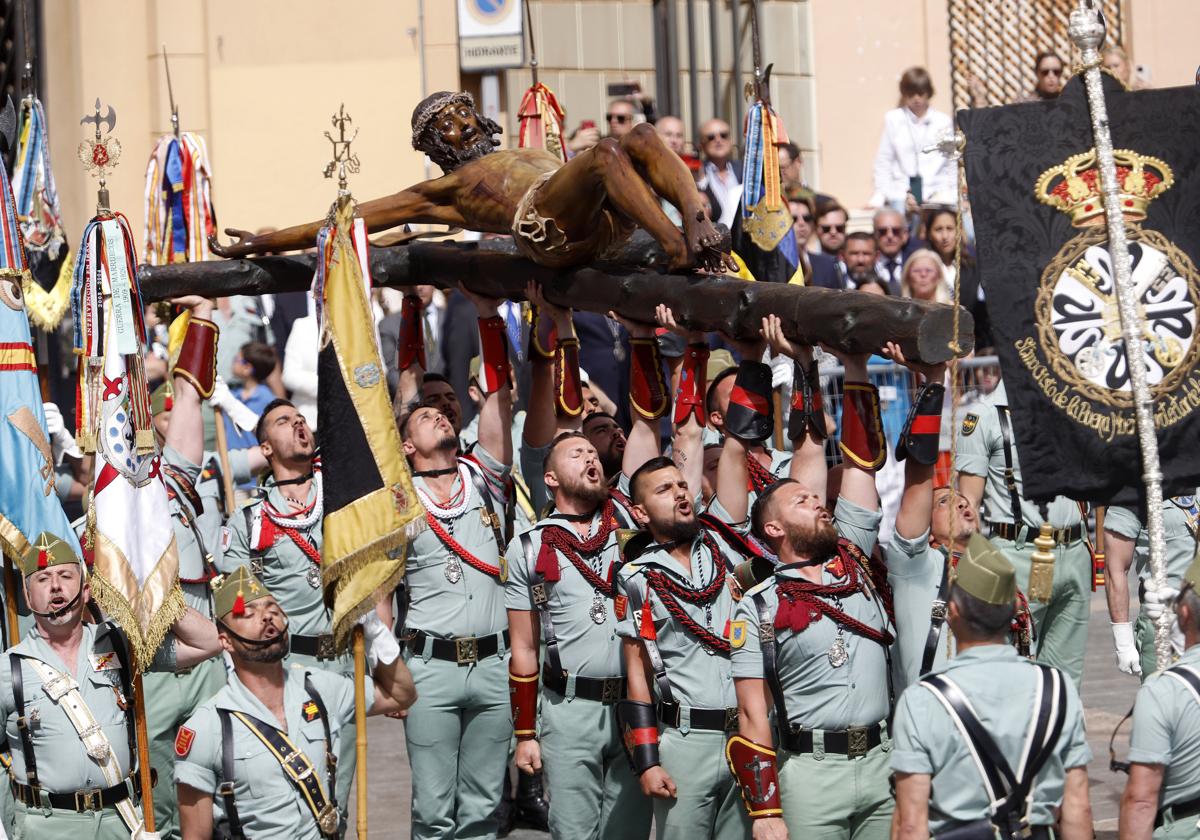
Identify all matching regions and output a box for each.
[1143,584,1180,621]
[358,610,400,670]
[42,402,81,465]
[209,378,260,433]
[1111,621,1142,676]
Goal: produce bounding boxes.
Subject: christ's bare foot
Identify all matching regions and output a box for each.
[681,210,736,274]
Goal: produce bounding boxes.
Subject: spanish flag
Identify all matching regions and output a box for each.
[317,197,424,647]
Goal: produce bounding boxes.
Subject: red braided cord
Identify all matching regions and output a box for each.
[746,453,777,495]
[776,545,894,646]
[424,512,503,580]
[644,534,731,654]
[539,499,620,596]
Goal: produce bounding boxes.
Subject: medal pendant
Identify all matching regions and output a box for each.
[317,802,339,836]
[589,592,607,625]
[827,634,848,668]
[703,644,715,656]
[445,556,463,584]
[306,566,322,589]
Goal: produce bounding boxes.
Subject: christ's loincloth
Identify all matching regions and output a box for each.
[511,170,633,269]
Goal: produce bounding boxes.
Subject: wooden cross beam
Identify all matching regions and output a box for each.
[139,233,973,364]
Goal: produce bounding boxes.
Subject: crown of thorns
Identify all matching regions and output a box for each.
[411,91,476,149]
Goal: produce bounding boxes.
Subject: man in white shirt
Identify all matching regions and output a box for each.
[870,66,956,211]
[697,118,742,230]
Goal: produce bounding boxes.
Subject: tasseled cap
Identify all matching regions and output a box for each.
[212,565,272,620]
[21,532,84,578]
[150,380,174,416]
[952,532,1017,606]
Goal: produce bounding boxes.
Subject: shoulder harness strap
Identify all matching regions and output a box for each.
[463,458,506,550]
[920,550,953,676]
[218,709,246,839]
[523,531,566,692]
[995,406,1025,528]
[303,673,338,811]
[624,577,676,706]
[751,591,790,737]
[10,653,35,787]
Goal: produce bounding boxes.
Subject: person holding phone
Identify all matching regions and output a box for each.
[869,67,956,216]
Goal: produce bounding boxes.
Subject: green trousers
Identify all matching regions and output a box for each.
[539,689,650,840]
[1155,804,1200,839]
[402,650,511,840]
[656,726,748,840]
[11,802,131,840]
[993,537,1091,688]
[144,657,226,840]
[778,737,893,839]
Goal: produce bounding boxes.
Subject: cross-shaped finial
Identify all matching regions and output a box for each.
[78,98,121,213]
[323,103,360,194]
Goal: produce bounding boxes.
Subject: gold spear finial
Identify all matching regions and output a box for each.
[78,98,120,215]
[323,104,360,196]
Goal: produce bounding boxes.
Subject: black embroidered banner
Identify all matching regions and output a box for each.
[959,75,1200,505]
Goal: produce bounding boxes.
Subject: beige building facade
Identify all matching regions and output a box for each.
[42,0,1200,248]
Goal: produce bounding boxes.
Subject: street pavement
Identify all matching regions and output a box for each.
[349,588,1142,838]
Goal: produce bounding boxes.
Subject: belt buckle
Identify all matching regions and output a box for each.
[316,634,336,660]
[930,599,947,621]
[600,678,621,704]
[455,637,479,665]
[74,787,102,812]
[724,708,738,731]
[847,726,869,758]
[317,801,339,836]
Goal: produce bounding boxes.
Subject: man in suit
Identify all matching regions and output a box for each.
[874,208,917,295]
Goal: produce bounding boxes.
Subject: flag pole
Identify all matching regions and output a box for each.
[134,669,156,831]
[353,624,368,838]
[3,557,18,646]
[1069,2,1170,667]
[212,407,236,517]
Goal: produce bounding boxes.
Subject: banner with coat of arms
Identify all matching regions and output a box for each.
[959,74,1200,505]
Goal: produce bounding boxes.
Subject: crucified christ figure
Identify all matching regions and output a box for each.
[211,91,735,274]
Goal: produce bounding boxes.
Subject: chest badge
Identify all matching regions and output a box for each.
[302,700,321,722]
[961,414,979,437]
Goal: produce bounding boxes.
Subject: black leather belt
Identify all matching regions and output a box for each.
[289,633,339,660]
[1157,794,1200,828]
[657,701,738,732]
[11,778,132,812]
[987,521,1083,545]
[542,666,625,704]
[935,822,1051,840]
[779,722,883,757]
[407,630,510,665]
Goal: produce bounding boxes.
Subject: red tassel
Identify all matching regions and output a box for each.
[36,550,48,569]
[535,542,561,582]
[233,591,246,617]
[639,586,657,640]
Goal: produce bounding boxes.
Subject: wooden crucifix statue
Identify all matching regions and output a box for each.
[212,90,735,274]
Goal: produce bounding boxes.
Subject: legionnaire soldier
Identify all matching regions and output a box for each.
[2,532,221,840]
[956,379,1094,688]
[891,533,1093,840]
[1120,553,1200,839]
[505,430,651,840]
[394,289,518,840]
[175,567,416,840]
[725,332,896,840]
[1105,494,1200,678]
[144,295,267,839]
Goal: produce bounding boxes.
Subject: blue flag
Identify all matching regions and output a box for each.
[0,154,80,563]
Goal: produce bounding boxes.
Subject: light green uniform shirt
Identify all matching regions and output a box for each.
[1128,645,1200,807]
[163,446,252,617]
[0,623,172,792]
[213,296,273,386]
[891,645,1091,832]
[615,533,742,711]
[505,502,635,680]
[221,478,327,638]
[955,382,1082,529]
[886,529,951,687]
[176,666,372,839]
[730,498,888,730]
[403,447,510,639]
[1106,498,1198,589]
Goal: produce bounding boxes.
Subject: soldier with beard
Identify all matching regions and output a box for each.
[582,412,628,486]
[2,532,220,839]
[722,322,896,840]
[395,290,518,839]
[176,567,415,840]
[504,307,664,839]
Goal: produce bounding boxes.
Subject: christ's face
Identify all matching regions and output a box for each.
[435,104,488,153]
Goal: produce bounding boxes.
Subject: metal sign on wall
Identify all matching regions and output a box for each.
[458,0,525,72]
[947,0,1124,110]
